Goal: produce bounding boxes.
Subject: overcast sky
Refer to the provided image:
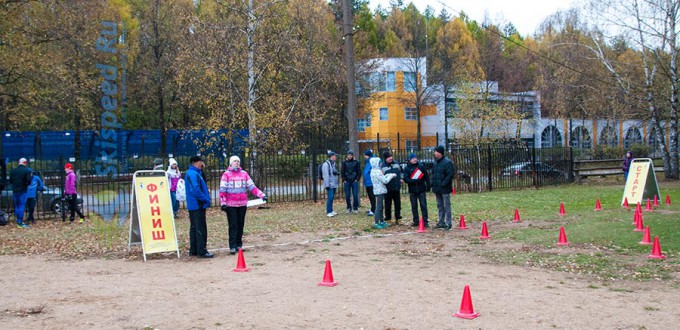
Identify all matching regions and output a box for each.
[370,0,578,36]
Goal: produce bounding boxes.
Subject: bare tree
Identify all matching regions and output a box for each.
[586,0,680,178]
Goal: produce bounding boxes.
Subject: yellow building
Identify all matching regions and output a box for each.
[356,57,438,151]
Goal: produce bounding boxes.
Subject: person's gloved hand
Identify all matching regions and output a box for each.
[220,205,228,212]
[261,195,267,202]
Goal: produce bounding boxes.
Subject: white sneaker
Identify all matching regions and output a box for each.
[367,211,374,216]
[327,213,335,217]
[331,211,338,216]
[353,210,358,214]
[346,209,352,214]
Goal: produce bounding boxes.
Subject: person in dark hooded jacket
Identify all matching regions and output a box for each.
[403,153,429,227]
[381,151,402,223]
[622,150,633,180]
[341,150,361,213]
[431,145,454,230]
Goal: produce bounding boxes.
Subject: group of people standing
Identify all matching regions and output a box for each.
[322,145,456,230]
[179,155,266,259]
[8,158,84,228]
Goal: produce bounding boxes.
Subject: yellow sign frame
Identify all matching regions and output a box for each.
[128,170,180,261]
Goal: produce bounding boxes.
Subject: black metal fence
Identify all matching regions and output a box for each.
[0,143,573,222]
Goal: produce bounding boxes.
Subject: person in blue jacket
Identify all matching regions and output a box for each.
[363,150,376,216]
[25,170,44,224]
[185,156,213,258]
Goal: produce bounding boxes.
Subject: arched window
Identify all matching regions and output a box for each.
[570,126,591,149]
[624,127,642,149]
[599,125,618,146]
[541,125,563,148]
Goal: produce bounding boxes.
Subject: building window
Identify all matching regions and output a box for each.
[599,125,618,146]
[541,125,562,148]
[357,119,367,132]
[624,127,643,149]
[404,72,416,92]
[570,126,591,149]
[404,107,417,120]
[379,107,388,120]
[405,140,417,151]
[365,114,372,127]
[385,72,396,92]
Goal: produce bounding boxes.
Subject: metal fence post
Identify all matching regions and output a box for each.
[487,144,493,191]
[312,149,318,203]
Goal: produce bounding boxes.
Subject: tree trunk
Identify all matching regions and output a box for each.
[342,0,359,154]
[667,1,679,179]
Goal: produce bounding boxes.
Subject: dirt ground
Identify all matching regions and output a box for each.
[2,227,679,330]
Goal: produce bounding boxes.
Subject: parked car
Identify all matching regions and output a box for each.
[0,184,83,215]
[500,162,565,179]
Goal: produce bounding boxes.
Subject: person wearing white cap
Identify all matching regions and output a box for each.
[219,155,266,255]
[9,158,32,228]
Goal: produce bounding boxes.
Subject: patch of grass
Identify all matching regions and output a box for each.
[644,306,660,311]
[587,284,599,289]
[608,287,634,293]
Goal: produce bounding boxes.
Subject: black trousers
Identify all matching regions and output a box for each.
[384,190,401,220]
[66,194,84,221]
[189,209,208,255]
[26,198,36,222]
[226,206,247,249]
[366,186,376,213]
[409,192,428,225]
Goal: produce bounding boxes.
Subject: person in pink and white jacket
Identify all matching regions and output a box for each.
[64,163,85,223]
[219,155,266,255]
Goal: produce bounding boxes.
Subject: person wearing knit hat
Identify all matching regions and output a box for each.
[381,150,402,223]
[64,162,86,223]
[432,145,455,230]
[403,153,430,228]
[9,157,32,228]
[362,150,376,216]
[341,149,361,214]
[322,150,339,217]
[219,155,266,254]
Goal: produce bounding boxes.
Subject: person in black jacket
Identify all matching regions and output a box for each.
[381,151,402,223]
[431,145,454,230]
[341,150,361,213]
[403,153,429,227]
[9,158,32,228]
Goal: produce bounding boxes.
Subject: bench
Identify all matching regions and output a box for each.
[573,158,663,182]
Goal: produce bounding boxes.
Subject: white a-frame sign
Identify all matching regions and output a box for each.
[129,170,180,261]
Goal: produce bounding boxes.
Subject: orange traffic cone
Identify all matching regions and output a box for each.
[636,202,642,214]
[666,194,671,205]
[645,199,653,212]
[653,195,660,207]
[318,260,338,286]
[559,203,566,216]
[622,197,629,208]
[557,226,570,246]
[634,213,644,232]
[513,209,521,223]
[417,217,427,233]
[457,215,468,230]
[233,249,251,272]
[479,222,491,239]
[594,198,602,211]
[632,209,641,225]
[639,226,652,245]
[648,237,667,259]
[452,187,457,195]
[453,285,480,319]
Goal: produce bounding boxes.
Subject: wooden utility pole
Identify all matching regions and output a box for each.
[342,0,359,154]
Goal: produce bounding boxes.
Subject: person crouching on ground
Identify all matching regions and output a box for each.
[219,155,266,255]
[64,163,86,223]
[166,158,181,218]
[403,153,429,228]
[369,157,397,229]
[185,156,213,258]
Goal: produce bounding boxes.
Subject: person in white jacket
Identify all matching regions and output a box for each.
[369,157,397,229]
